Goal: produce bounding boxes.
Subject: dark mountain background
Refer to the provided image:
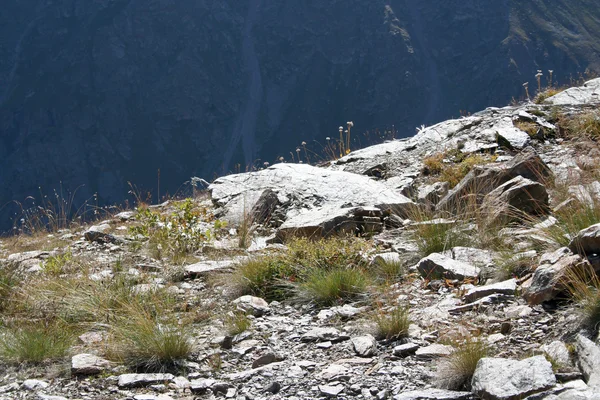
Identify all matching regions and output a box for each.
[1,0,600,230]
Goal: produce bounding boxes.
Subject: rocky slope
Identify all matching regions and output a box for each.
[1,79,600,399]
[2,0,600,231]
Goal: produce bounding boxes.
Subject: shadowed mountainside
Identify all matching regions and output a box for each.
[1,0,599,230]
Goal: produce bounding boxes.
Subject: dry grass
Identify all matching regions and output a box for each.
[557,110,600,141]
[435,338,489,390]
[372,305,411,340]
[562,264,600,334]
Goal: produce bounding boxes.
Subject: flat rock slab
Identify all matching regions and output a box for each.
[117,373,175,389]
[71,353,111,375]
[576,334,600,388]
[319,384,345,397]
[471,355,556,400]
[393,343,420,357]
[416,253,480,280]
[463,279,517,303]
[210,163,415,226]
[301,327,349,342]
[184,259,242,276]
[569,223,600,256]
[393,388,472,400]
[547,77,600,106]
[415,343,453,359]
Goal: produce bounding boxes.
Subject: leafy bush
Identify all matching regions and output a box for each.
[130,199,222,261]
[372,305,411,340]
[0,322,74,364]
[436,338,489,390]
[43,250,72,276]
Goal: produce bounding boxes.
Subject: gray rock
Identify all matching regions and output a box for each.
[415,343,453,359]
[232,295,270,317]
[554,388,600,400]
[437,150,552,213]
[351,335,377,357]
[451,247,495,269]
[393,389,472,400]
[184,259,240,277]
[547,78,600,106]
[117,373,175,389]
[471,356,556,400]
[37,395,69,400]
[416,253,480,280]
[251,352,282,368]
[189,379,215,394]
[418,181,450,209]
[569,223,600,257]
[71,353,111,375]
[463,279,517,303]
[318,364,350,381]
[482,176,549,224]
[523,247,585,304]
[84,224,117,243]
[542,341,572,368]
[210,163,415,229]
[393,342,420,357]
[319,384,345,397]
[0,383,18,394]
[301,327,348,342]
[22,380,49,391]
[114,211,136,221]
[576,334,600,388]
[498,119,532,149]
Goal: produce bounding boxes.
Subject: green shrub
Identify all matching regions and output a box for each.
[300,267,369,306]
[373,305,411,340]
[43,250,72,275]
[436,338,489,390]
[0,322,74,364]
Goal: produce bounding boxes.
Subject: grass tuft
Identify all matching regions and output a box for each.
[0,322,74,364]
[562,264,600,334]
[435,338,489,390]
[300,267,369,306]
[372,305,411,340]
[224,311,251,336]
[232,256,295,301]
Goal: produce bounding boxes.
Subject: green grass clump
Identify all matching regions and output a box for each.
[108,301,192,372]
[0,322,74,364]
[300,267,369,306]
[372,305,411,340]
[436,338,489,390]
[287,236,370,272]
[233,256,295,301]
[372,256,407,283]
[410,216,469,257]
[422,150,496,188]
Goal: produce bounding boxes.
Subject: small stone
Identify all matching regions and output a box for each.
[319,384,344,397]
[416,253,480,280]
[252,352,282,369]
[264,381,281,394]
[393,342,419,357]
[415,344,453,359]
[351,334,377,357]
[393,389,472,400]
[542,341,571,368]
[319,364,350,381]
[71,353,111,375]
[22,380,49,391]
[117,373,175,389]
[301,327,348,342]
[232,295,270,317]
